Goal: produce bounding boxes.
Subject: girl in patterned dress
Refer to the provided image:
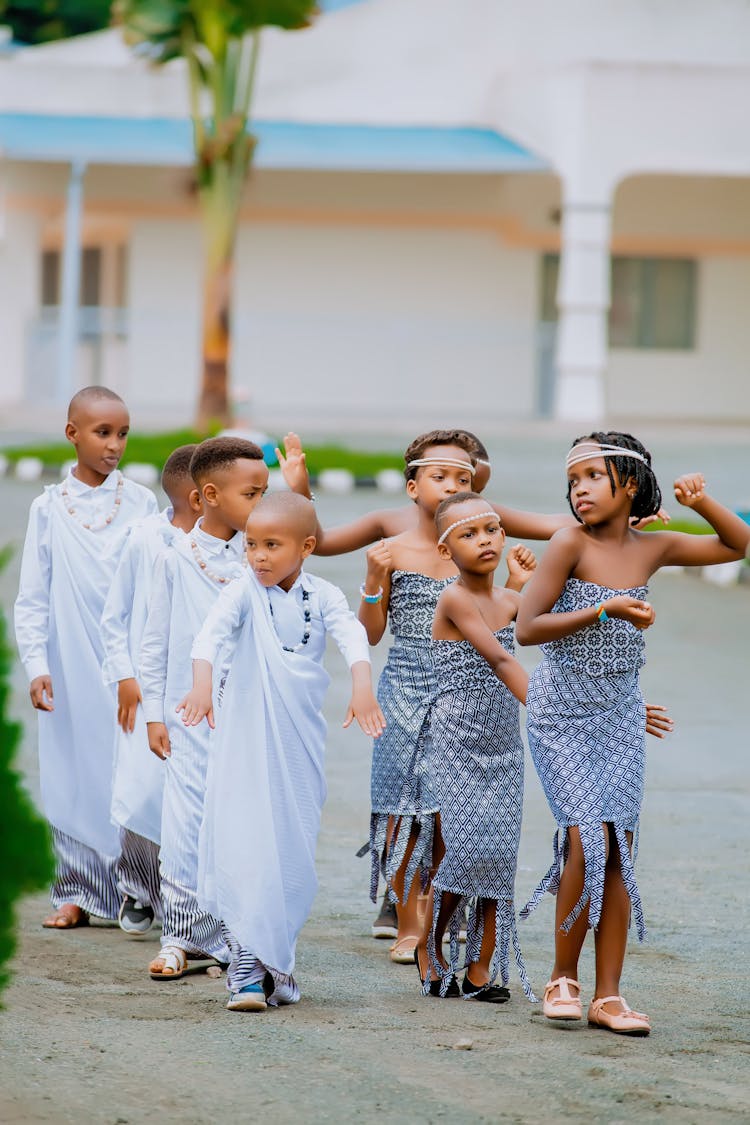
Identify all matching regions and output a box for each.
[516,431,750,1035]
[414,493,535,1004]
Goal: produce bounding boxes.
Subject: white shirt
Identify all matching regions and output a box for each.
[192,568,370,670]
[140,520,245,725]
[100,508,179,685]
[15,469,158,681]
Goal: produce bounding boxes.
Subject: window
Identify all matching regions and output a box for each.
[40,246,125,308]
[540,254,697,350]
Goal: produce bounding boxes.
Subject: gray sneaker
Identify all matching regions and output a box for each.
[371,894,398,939]
[118,895,155,936]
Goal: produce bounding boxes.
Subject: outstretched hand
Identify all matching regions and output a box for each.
[343,689,386,739]
[674,473,707,509]
[277,432,312,498]
[645,703,673,739]
[176,689,214,729]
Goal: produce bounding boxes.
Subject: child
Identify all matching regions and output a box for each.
[101,445,201,935]
[177,492,384,1011]
[516,431,749,1034]
[14,386,158,928]
[415,493,535,1004]
[140,437,268,980]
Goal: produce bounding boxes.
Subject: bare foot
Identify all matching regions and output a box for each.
[42,904,89,929]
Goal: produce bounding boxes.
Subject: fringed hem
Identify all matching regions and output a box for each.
[365,810,436,904]
[426,888,537,1002]
[520,822,645,942]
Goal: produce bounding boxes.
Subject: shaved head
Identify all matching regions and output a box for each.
[247,492,317,538]
[67,386,127,422]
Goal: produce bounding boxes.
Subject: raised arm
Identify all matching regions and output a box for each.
[357,540,394,645]
[649,474,750,568]
[441,586,528,704]
[515,530,654,646]
[491,503,575,541]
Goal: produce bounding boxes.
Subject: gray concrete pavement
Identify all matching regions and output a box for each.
[0,428,748,1124]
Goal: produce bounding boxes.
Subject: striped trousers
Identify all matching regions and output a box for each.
[51,827,121,919]
[159,729,229,961]
[117,828,162,917]
[221,924,300,1002]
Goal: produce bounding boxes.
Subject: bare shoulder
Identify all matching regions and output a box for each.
[378,506,414,537]
[497,587,522,615]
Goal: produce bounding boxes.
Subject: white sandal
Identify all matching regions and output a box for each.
[149,944,188,980]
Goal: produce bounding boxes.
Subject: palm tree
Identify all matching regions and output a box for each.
[117,0,319,427]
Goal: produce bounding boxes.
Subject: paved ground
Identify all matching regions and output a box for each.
[0,429,748,1124]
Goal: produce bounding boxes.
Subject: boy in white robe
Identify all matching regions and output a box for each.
[14,387,158,928]
[178,492,385,1011]
[101,445,202,935]
[140,437,269,981]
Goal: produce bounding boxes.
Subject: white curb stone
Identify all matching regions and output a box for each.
[15,457,44,482]
[319,469,355,494]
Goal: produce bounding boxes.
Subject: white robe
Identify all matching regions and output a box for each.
[194,569,369,977]
[14,471,158,858]
[101,508,179,845]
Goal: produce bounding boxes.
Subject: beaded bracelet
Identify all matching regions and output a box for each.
[595,602,609,624]
[360,584,384,605]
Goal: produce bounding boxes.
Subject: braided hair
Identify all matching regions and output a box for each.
[403,430,476,482]
[567,431,662,523]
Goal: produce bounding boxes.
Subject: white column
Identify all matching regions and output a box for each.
[554,195,612,422]
[57,161,86,405]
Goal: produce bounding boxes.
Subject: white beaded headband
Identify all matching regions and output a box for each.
[407,458,476,475]
[566,443,648,471]
[437,510,498,546]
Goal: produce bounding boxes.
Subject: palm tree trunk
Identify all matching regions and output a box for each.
[197,246,233,429]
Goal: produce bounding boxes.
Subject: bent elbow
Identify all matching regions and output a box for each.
[514,621,533,646]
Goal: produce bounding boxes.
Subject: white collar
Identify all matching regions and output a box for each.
[268,568,314,597]
[192,517,242,556]
[65,467,121,495]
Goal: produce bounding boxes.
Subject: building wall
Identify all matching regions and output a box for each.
[2,162,750,427]
[608,256,750,420]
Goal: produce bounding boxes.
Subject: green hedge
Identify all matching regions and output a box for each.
[2,432,403,479]
[0,549,54,1002]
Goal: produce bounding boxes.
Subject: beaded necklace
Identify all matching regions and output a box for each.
[190,536,237,585]
[267,587,312,653]
[60,471,124,531]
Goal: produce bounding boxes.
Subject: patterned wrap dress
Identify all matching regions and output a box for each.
[368,570,454,902]
[521,577,648,939]
[427,628,535,1000]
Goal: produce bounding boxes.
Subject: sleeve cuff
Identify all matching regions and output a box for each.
[24,657,50,682]
[142,699,166,724]
[190,639,218,665]
[101,656,135,685]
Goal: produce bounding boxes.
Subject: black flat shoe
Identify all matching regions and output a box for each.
[414,948,460,997]
[462,976,511,1003]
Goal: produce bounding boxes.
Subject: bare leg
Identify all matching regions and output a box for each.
[593,828,637,1016]
[465,898,498,988]
[547,825,601,1002]
[388,820,422,956]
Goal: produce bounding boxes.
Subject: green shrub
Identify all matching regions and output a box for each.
[2,433,403,478]
[0,549,54,1002]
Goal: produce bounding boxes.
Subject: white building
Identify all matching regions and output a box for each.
[1,0,749,432]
